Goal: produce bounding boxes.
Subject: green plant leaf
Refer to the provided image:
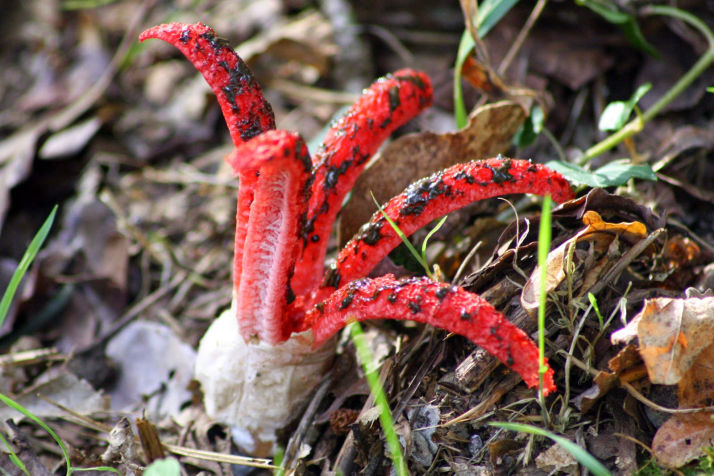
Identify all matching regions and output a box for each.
[546,159,656,187]
[0,205,57,330]
[477,0,520,37]
[575,0,659,57]
[490,422,611,475]
[513,104,544,147]
[599,83,652,131]
[144,458,181,476]
[707,86,714,93]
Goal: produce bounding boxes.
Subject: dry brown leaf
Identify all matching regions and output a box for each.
[239,11,337,78]
[521,210,647,317]
[613,297,714,385]
[678,342,714,409]
[520,237,567,318]
[339,100,527,243]
[607,344,642,374]
[652,413,714,468]
[573,370,619,414]
[0,373,107,422]
[535,442,578,474]
[652,343,714,467]
[581,210,647,244]
[106,321,196,419]
[573,345,643,413]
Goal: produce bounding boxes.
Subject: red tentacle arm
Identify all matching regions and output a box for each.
[139,22,275,146]
[290,70,433,296]
[229,131,312,345]
[304,275,555,394]
[140,22,278,313]
[323,158,575,290]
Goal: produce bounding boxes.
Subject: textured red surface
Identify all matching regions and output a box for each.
[139,22,275,146]
[228,131,311,343]
[327,158,575,289]
[291,70,433,296]
[306,275,555,394]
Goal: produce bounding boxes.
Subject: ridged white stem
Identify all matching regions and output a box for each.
[194,305,334,455]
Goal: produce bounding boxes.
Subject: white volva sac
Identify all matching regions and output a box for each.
[194,304,334,455]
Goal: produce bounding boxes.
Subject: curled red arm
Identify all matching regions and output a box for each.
[140,22,275,146]
[324,158,574,289]
[141,23,279,303]
[291,70,433,296]
[305,274,556,394]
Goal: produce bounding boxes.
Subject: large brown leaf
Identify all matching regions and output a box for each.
[338,100,527,244]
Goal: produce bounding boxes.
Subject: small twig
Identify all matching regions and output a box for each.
[452,240,482,284]
[36,395,278,470]
[443,372,524,426]
[497,0,548,75]
[267,78,360,105]
[362,24,414,64]
[622,381,714,415]
[0,348,64,368]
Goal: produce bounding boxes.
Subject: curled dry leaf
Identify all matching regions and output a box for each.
[652,343,714,467]
[521,210,647,318]
[573,345,644,413]
[236,10,337,79]
[339,100,527,243]
[611,296,714,385]
[652,416,714,468]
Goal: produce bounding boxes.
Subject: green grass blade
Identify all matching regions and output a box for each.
[0,430,29,475]
[421,215,448,270]
[536,196,552,387]
[587,292,604,329]
[0,206,58,327]
[0,392,71,474]
[72,467,121,474]
[61,0,117,10]
[371,192,431,277]
[349,322,407,476]
[490,422,611,476]
[453,30,475,129]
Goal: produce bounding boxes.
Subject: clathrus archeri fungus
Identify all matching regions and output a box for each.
[140,22,575,452]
